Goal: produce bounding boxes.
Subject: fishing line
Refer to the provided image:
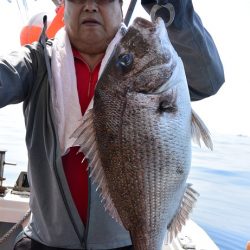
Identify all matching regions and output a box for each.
[15,0,27,24]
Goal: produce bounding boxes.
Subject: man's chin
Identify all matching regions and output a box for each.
[77,38,109,55]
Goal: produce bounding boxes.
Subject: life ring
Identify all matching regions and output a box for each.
[20,5,64,45]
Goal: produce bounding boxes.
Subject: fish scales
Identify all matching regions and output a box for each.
[72,17,212,250]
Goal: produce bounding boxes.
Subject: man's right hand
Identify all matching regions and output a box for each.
[141,0,156,13]
[141,0,169,8]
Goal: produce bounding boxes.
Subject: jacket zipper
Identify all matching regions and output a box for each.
[48,91,85,248]
[84,168,91,249]
[42,37,85,248]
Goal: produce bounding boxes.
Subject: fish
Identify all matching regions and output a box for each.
[71,17,213,250]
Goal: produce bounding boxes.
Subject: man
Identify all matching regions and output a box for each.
[64,0,123,70]
[0,0,224,249]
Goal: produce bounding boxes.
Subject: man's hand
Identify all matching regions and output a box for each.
[141,0,169,10]
[141,0,168,4]
[141,0,156,13]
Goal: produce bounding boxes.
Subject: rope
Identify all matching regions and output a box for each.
[0,209,31,244]
[21,0,29,19]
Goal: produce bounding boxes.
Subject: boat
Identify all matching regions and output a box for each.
[0,150,30,250]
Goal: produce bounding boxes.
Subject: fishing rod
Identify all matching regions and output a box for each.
[124,0,137,26]
[51,0,62,7]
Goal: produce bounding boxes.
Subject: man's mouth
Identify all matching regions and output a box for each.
[82,19,101,25]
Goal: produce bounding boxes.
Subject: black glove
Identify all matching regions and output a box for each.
[141,0,168,4]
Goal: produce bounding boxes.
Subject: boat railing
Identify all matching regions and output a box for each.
[0,150,18,196]
[0,150,30,246]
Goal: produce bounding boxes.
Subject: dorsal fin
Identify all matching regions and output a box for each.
[191,108,213,150]
[71,109,123,225]
[166,184,199,243]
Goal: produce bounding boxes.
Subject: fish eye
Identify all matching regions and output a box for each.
[116,53,134,72]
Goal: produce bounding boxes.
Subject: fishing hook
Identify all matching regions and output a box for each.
[150,2,175,27]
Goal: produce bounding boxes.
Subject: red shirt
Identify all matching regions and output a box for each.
[62,48,101,225]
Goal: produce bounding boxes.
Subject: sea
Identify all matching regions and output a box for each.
[0,104,249,250]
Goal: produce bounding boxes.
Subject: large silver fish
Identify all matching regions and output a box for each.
[72,17,212,250]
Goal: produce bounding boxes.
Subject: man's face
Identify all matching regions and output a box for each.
[64,0,123,55]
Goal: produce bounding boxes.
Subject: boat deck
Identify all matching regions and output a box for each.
[1,189,219,250]
[163,220,219,250]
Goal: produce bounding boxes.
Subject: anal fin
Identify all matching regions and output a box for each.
[166,184,199,243]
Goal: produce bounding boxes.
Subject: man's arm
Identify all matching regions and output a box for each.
[141,0,225,101]
[0,45,39,108]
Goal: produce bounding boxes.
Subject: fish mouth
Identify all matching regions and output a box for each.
[133,17,155,29]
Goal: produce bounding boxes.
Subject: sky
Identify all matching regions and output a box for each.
[0,0,250,136]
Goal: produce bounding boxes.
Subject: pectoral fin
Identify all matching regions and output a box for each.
[191,108,213,150]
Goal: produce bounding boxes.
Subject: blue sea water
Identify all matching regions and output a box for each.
[189,135,250,250]
[0,104,249,250]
